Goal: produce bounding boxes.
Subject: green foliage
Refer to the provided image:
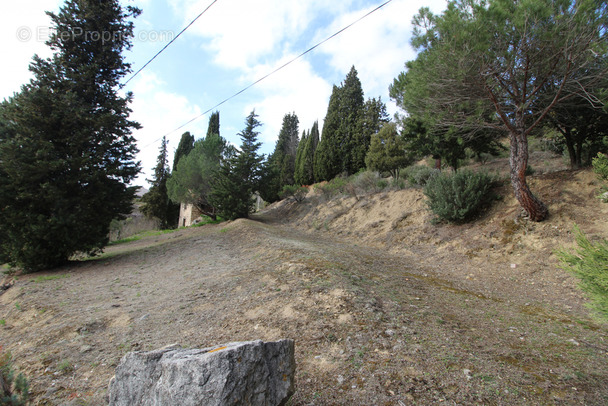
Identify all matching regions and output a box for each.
[279,185,308,203]
[404,165,439,187]
[1,348,30,405]
[424,169,496,223]
[315,177,349,200]
[259,113,300,202]
[315,67,386,181]
[172,131,195,171]
[0,0,141,271]
[557,225,608,320]
[593,153,608,182]
[392,0,607,220]
[167,132,231,220]
[141,136,175,229]
[365,122,411,179]
[295,122,319,186]
[210,111,264,220]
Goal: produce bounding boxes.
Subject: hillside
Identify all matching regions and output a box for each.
[1,161,608,405]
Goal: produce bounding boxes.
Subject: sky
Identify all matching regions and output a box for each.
[1,0,447,187]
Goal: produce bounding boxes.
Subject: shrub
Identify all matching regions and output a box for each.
[315,176,348,199]
[593,153,608,202]
[1,348,29,406]
[424,169,496,223]
[350,170,381,193]
[557,225,608,320]
[279,185,308,202]
[592,153,608,181]
[404,165,439,187]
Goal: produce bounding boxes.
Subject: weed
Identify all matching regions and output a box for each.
[57,360,74,374]
[0,319,5,326]
[14,303,21,311]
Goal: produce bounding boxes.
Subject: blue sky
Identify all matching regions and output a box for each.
[2,0,447,186]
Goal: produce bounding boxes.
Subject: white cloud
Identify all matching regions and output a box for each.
[168,0,353,68]
[129,71,207,186]
[242,58,332,147]
[315,0,448,115]
[0,0,63,100]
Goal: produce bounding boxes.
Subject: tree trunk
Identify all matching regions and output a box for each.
[563,128,578,169]
[509,130,548,221]
[434,156,441,170]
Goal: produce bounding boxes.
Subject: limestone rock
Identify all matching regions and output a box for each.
[108,339,295,406]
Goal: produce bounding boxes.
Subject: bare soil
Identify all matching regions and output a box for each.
[2,160,608,405]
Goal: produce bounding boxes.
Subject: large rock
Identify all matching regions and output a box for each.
[108,339,295,406]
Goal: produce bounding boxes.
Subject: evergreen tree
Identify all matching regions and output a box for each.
[393,0,608,221]
[141,137,173,229]
[167,132,230,220]
[353,97,389,171]
[210,111,264,220]
[0,0,141,271]
[173,131,195,171]
[365,122,410,179]
[294,129,308,185]
[260,112,300,202]
[301,121,319,185]
[315,66,377,181]
[206,111,220,138]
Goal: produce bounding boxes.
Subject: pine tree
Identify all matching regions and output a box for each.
[141,137,174,229]
[210,111,264,220]
[167,114,230,220]
[365,122,410,179]
[0,0,141,271]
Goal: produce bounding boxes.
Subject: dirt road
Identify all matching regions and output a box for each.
[1,211,608,405]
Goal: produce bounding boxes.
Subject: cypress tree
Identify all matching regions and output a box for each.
[314,66,368,181]
[302,121,319,185]
[173,131,195,171]
[294,129,308,185]
[141,137,173,229]
[260,112,300,202]
[0,0,141,271]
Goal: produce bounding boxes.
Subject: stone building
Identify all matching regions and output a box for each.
[179,203,202,227]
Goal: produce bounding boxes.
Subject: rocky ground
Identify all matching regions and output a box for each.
[2,158,608,405]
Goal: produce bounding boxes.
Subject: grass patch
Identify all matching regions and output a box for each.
[190,216,224,227]
[31,274,69,283]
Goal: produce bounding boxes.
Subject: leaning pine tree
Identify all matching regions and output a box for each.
[0,0,141,271]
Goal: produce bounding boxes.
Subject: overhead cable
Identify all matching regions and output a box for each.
[121,0,219,88]
[142,0,394,149]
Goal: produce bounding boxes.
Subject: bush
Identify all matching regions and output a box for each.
[424,169,496,223]
[557,225,608,320]
[404,165,439,187]
[315,176,348,199]
[592,153,608,181]
[593,153,608,202]
[1,348,29,406]
[279,185,308,202]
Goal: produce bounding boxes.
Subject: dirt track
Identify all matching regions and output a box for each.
[2,196,608,405]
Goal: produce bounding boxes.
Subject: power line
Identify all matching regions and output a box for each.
[141,0,394,150]
[121,0,219,88]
